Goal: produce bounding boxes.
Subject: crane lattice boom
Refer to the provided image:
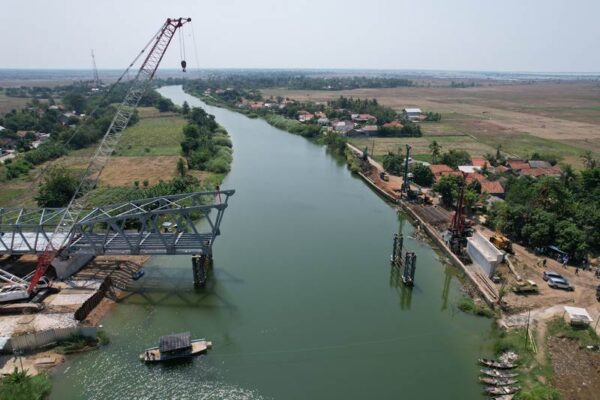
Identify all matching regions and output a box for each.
[27,17,191,293]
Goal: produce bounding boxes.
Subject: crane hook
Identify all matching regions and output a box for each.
[181,60,187,72]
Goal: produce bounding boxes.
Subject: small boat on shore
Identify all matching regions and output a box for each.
[489,395,514,400]
[479,376,519,386]
[480,368,518,378]
[140,332,212,363]
[479,358,517,369]
[485,385,520,395]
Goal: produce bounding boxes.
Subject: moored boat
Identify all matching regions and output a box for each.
[140,332,212,363]
[479,358,517,369]
[485,385,520,395]
[480,368,518,378]
[490,395,514,400]
[479,376,518,386]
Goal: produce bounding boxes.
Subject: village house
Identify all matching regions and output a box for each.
[351,125,378,137]
[16,130,30,139]
[249,102,264,110]
[470,157,489,169]
[466,173,505,197]
[382,120,403,129]
[0,125,6,132]
[403,108,422,122]
[333,120,355,135]
[430,164,455,181]
[351,113,377,123]
[297,111,314,123]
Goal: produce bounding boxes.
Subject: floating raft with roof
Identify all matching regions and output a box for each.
[140,332,212,363]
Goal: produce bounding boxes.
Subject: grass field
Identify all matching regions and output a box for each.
[263,82,600,167]
[116,108,186,156]
[0,93,29,114]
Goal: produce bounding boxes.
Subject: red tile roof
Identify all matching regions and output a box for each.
[430,164,454,175]
[383,120,403,128]
[471,158,489,168]
[506,160,529,171]
[466,173,504,194]
[495,165,510,173]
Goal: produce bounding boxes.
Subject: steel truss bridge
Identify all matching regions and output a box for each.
[0,190,234,257]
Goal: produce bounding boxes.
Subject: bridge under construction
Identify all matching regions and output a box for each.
[0,17,235,302]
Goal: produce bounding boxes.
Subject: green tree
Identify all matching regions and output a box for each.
[176,157,187,177]
[440,149,471,169]
[62,92,87,114]
[412,164,434,186]
[35,166,78,207]
[382,153,403,175]
[429,140,441,164]
[433,174,462,207]
[181,101,190,115]
[157,97,174,112]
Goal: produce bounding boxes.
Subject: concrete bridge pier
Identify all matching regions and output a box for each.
[192,254,211,288]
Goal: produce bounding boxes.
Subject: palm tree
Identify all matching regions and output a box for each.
[429,140,441,164]
[561,164,576,188]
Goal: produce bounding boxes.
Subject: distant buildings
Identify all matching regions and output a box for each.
[403,108,423,122]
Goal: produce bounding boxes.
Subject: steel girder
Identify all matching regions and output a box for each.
[0,189,234,256]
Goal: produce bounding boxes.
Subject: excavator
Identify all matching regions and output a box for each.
[489,230,513,254]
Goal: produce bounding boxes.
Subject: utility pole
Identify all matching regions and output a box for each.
[91,50,100,87]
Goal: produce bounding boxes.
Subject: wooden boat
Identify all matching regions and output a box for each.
[485,385,520,395]
[479,376,519,386]
[490,395,514,400]
[140,332,212,363]
[479,358,517,369]
[480,369,518,378]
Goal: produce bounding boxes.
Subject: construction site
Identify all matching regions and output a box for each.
[0,17,235,373]
[347,142,600,327]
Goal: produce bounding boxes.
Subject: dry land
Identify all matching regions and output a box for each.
[0,107,189,208]
[264,82,600,168]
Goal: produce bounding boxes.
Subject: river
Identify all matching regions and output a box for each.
[49,85,493,399]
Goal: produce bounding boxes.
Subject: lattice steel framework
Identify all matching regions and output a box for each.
[27,18,191,293]
[0,190,233,256]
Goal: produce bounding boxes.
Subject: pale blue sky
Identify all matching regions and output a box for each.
[2,0,599,72]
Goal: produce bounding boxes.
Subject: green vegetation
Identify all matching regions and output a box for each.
[546,318,599,347]
[412,164,434,186]
[0,368,51,400]
[35,166,78,207]
[181,107,233,175]
[55,334,100,354]
[457,296,496,318]
[492,328,560,400]
[262,114,322,138]
[116,114,186,156]
[180,73,413,92]
[488,167,600,258]
[86,175,202,207]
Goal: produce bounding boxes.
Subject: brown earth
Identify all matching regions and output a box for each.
[548,337,600,400]
[98,156,179,186]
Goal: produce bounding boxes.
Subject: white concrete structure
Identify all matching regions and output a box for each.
[563,306,593,326]
[467,231,504,277]
[458,165,481,174]
[403,108,422,122]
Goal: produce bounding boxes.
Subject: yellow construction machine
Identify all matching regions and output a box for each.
[490,231,513,254]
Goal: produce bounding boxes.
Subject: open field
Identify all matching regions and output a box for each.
[116,108,185,156]
[0,93,29,114]
[0,107,188,208]
[263,82,600,167]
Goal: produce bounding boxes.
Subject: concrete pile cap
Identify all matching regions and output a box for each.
[564,306,593,323]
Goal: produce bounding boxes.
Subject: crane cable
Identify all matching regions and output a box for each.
[190,21,201,74]
[27,24,165,190]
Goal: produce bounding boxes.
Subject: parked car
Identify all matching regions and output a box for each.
[543,271,563,281]
[547,277,574,291]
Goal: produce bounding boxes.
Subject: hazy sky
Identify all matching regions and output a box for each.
[2,0,599,72]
